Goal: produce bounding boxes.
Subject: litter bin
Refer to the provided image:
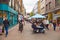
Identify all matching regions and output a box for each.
[0,24,3,35]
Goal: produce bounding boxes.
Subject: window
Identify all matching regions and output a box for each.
[12,0,14,8]
[55,0,60,6]
[9,0,11,6]
[49,2,51,9]
[41,7,44,10]
[46,5,48,11]
[41,0,43,2]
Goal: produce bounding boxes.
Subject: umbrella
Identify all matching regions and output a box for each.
[32,15,45,18]
[31,14,45,18]
[28,14,46,19]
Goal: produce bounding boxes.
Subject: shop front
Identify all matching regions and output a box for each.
[47,12,53,21]
[53,10,60,19]
[56,10,60,24]
[0,4,18,27]
[53,10,60,25]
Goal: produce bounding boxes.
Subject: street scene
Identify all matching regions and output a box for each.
[0,21,60,40]
[0,0,60,40]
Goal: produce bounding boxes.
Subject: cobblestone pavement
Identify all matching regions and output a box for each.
[0,22,60,40]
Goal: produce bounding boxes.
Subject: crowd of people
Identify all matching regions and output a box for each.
[1,14,60,37]
[31,18,60,32]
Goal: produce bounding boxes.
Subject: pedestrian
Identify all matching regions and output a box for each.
[52,20,56,31]
[43,19,49,30]
[21,14,25,24]
[57,19,60,30]
[19,21,23,32]
[3,17,9,37]
[31,21,37,32]
[18,14,24,32]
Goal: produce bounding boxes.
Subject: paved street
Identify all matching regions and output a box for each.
[0,22,60,40]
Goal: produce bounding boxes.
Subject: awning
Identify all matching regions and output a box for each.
[0,4,18,15]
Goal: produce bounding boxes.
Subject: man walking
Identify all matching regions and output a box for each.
[3,17,9,37]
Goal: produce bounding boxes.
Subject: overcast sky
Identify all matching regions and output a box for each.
[23,0,39,13]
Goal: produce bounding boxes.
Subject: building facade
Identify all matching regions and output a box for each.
[45,0,55,20]
[38,0,41,14]
[22,5,26,16]
[32,0,41,14]
[40,0,46,14]
[0,0,20,27]
[19,0,26,16]
[45,0,60,21]
[32,2,38,14]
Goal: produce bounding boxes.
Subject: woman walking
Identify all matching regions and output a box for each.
[18,14,24,32]
[19,21,23,32]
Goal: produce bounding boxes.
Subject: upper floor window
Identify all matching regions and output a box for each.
[41,0,43,2]
[49,2,51,9]
[55,0,60,6]
[46,5,48,11]
[41,7,44,10]
[9,0,11,6]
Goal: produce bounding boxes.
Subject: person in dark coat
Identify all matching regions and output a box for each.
[18,14,24,32]
[19,21,23,32]
[32,22,36,30]
[52,20,56,31]
[3,17,9,37]
[31,20,38,32]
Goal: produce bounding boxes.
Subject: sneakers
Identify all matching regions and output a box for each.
[36,30,39,32]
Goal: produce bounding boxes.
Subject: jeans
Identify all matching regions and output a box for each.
[53,25,56,31]
[46,24,49,30]
[5,26,8,37]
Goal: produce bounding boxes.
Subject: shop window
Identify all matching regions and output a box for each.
[0,13,2,18]
[0,13,3,24]
[0,11,7,24]
[3,13,7,18]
